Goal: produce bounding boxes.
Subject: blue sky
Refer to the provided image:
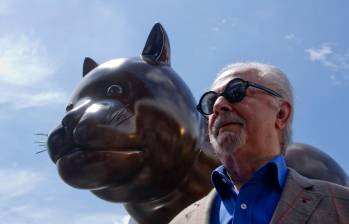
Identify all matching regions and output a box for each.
[1,0,348,223]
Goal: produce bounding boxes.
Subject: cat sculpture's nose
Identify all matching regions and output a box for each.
[62,111,81,135]
[61,98,92,135]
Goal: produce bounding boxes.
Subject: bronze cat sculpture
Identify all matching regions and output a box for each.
[47,23,219,223]
[47,23,348,223]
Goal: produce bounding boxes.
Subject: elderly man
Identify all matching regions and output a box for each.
[171,63,349,224]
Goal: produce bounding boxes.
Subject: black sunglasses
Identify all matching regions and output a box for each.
[196,78,282,116]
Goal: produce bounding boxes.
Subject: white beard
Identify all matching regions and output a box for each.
[209,129,246,157]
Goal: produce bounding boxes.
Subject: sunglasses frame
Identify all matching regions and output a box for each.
[196,78,282,116]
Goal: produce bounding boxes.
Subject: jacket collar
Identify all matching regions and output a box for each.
[180,168,324,224]
[270,168,324,224]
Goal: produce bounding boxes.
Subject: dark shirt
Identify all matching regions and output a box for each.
[211,155,288,224]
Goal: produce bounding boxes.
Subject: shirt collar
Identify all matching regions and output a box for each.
[211,154,288,195]
[270,154,288,189]
[250,154,288,190]
[212,165,238,198]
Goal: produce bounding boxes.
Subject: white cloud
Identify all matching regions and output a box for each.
[285,34,295,41]
[0,203,130,224]
[305,43,349,84]
[0,168,44,201]
[74,213,130,224]
[305,43,349,70]
[121,215,131,224]
[305,44,332,62]
[0,34,67,109]
[0,35,56,86]
[0,167,130,224]
[284,33,302,45]
[304,44,337,68]
[336,51,349,70]
[1,205,55,223]
[0,90,68,109]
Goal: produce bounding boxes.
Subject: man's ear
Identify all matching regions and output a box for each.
[275,101,292,129]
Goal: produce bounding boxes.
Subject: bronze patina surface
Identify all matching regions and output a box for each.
[47,23,219,223]
[286,143,349,186]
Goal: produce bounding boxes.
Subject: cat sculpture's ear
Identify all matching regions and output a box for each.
[142,23,171,66]
[83,57,99,77]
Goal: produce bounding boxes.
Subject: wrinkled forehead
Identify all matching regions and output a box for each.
[211,68,266,92]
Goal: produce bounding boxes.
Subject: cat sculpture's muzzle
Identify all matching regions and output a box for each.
[48,98,144,190]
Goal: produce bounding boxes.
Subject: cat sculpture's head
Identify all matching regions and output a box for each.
[47,23,204,201]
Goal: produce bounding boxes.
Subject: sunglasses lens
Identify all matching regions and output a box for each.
[197,79,248,116]
[225,80,246,103]
[200,92,218,115]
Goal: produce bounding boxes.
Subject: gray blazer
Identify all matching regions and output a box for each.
[170,168,349,224]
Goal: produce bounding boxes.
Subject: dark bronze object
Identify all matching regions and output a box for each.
[47,23,348,223]
[47,23,219,223]
[286,143,349,186]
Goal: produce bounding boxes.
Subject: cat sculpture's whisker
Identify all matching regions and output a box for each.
[35,133,48,136]
[34,132,49,155]
[36,149,47,154]
[34,141,46,143]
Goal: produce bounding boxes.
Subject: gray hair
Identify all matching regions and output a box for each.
[212,62,294,154]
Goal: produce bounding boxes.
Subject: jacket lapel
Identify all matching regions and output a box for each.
[271,168,323,224]
[186,189,216,224]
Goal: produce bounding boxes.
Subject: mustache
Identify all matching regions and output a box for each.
[211,112,246,137]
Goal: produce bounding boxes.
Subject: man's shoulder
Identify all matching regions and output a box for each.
[170,189,216,224]
[309,176,349,200]
[272,168,349,223]
[287,167,349,199]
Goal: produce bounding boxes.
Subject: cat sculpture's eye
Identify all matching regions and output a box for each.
[107,84,123,97]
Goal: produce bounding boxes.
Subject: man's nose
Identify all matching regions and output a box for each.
[212,96,233,115]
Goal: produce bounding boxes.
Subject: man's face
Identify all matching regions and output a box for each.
[208,69,280,160]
